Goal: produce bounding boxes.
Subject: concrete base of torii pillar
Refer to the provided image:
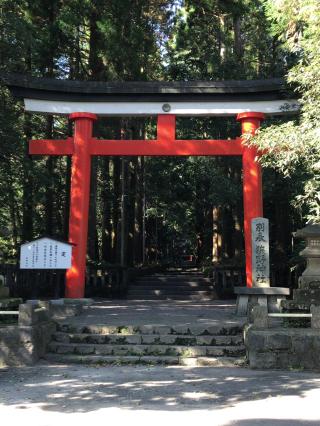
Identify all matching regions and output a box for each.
[234,286,290,316]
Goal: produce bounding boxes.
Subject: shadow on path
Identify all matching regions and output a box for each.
[0,362,319,413]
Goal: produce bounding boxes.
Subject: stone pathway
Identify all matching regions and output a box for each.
[64,299,245,327]
[1,362,320,425]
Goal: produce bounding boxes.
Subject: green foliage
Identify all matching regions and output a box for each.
[0,0,310,271]
[166,0,286,80]
[250,0,320,221]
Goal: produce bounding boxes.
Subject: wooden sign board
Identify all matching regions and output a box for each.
[251,217,270,287]
[20,237,72,269]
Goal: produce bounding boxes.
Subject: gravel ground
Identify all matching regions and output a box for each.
[1,361,320,425]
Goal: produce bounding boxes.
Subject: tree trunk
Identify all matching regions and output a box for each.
[127,158,136,266]
[22,113,33,242]
[88,156,99,262]
[112,157,121,263]
[233,15,244,62]
[219,14,227,63]
[134,156,144,264]
[45,115,55,235]
[86,1,105,263]
[120,156,128,267]
[101,157,113,263]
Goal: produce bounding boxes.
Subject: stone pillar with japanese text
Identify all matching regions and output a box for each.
[251,217,270,288]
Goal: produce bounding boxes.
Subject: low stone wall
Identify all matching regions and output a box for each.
[245,305,320,370]
[0,299,89,367]
[0,322,56,367]
[245,328,320,370]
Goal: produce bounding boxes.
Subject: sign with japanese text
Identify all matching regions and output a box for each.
[252,217,270,287]
[20,237,72,269]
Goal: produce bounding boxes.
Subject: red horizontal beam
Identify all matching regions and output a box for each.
[29,137,244,156]
[29,138,74,155]
[89,138,244,156]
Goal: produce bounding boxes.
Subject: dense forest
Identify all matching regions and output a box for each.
[0,0,319,275]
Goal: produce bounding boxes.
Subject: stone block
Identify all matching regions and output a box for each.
[0,326,21,345]
[0,320,55,367]
[291,334,309,354]
[294,289,320,304]
[276,352,301,370]
[268,296,286,313]
[267,333,291,350]
[0,287,9,298]
[0,342,36,366]
[248,351,277,369]
[18,304,50,326]
[196,335,214,345]
[52,332,70,343]
[152,326,172,335]
[189,325,208,335]
[19,304,35,326]
[204,325,221,335]
[56,344,74,354]
[246,326,320,370]
[235,287,290,316]
[36,322,56,357]
[311,305,320,329]
[74,345,95,355]
[312,335,320,352]
[245,330,266,352]
[251,305,269,329]
[236,294,249,316]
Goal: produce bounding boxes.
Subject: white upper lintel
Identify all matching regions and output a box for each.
[24,99,299,116]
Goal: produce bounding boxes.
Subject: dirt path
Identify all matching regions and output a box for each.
[1,361,320,425]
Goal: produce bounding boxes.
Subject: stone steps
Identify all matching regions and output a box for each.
[128,289,214,295]
[136,275,210,282]
[126,294,213,301]
[127,271,214,301]
[48,342,245,357]
[127,290,213,296]
[45,353,246,367]
[45,321,245,366]
[51,332,243,346]
[56,323,243,335]
[132,282,213,288]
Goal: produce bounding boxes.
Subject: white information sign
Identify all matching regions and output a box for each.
[20,237,72,269]
[252,217,270,287]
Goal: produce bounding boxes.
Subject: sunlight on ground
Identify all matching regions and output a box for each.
[1,390,320,426]
[1,365,320,425]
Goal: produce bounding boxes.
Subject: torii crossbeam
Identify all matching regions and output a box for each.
[30,112,264,298]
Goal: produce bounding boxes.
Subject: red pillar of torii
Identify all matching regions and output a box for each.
[238,112,265,287]
[30,111,264,298]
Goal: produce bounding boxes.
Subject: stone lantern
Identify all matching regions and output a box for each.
[295,223,320,288]
[282,223,320,313]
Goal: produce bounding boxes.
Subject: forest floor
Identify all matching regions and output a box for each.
[1,362,320,425]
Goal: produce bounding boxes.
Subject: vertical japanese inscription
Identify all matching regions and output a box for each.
[20,238,72,269]
[252,217,270,287]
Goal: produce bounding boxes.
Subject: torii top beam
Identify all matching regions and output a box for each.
[2,74,298,116]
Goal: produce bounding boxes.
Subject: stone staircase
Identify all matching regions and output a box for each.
[127,270,215,301]
[46,322,245,366]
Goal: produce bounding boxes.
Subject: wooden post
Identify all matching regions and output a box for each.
[65,112,97,298]
[237,112,265,287]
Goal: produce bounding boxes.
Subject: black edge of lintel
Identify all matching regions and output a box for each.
[0,73,287,98]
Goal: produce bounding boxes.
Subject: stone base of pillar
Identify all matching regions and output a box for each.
[234,287,290,316]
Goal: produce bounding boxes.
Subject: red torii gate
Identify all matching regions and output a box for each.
[30,111,264,298]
